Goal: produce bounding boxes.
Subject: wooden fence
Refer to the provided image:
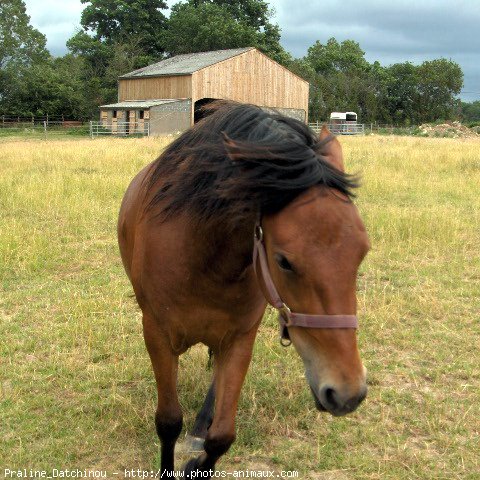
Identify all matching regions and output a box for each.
[0,115,81,127]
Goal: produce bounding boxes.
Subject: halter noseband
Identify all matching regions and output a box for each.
[253,223,358,346]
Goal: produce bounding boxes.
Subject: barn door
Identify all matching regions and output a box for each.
[123,111,129,134]
[138,110,147,134]
[112,110,120,133]
[127,110,136,134]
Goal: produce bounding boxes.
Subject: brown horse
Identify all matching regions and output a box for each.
[118,102,369,476]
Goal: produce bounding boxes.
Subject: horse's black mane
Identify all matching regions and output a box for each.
[146,101,358,223]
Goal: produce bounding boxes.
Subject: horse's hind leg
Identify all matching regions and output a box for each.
[185,382,215,451]
[183,323,260,477]
[143,313,183,474]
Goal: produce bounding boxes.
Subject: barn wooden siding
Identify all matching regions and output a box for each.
[192,49,309,115]
[118,75,191,102]
[117,49,308,121]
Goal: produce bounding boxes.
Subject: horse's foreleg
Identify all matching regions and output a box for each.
[185,381,215,451]
[143,313,183,475]
[183,324,260,476]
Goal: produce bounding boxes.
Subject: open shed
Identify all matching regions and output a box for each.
[99,47,309,136]
[99,99,191,136]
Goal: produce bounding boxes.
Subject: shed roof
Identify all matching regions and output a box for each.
[120,47,254,79]
[99,99,183,109]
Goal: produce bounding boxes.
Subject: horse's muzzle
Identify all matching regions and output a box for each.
[311,384,367,416]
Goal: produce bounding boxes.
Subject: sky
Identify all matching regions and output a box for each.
[23,0,480,102]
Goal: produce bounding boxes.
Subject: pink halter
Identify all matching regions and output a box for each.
[253,223,358,346]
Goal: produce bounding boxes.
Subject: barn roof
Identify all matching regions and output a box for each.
[120,47,254,79]
[99,99,183,109]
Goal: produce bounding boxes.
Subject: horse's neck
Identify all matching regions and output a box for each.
[189,215,255,283]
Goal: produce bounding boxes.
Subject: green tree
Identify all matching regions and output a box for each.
[1,55,90,118]
[206,0,273,29]
[78,0,168,58]
[0,0,48,68]
[416,58,463,122]
[300,37,465,124]
[461,101,480,123]
[384,59,463,124]
[67,32,151,117]
[0,0,50,115]
[384,62,420,124]
[164,0,289,63]
[67,31,113,78]
[306,38,370,76]
[362,61,390,123]
[303,38,381,122]
[66,0,170,118]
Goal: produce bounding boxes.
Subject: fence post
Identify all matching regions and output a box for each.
[90,120,93,139]
[43,121,47,140]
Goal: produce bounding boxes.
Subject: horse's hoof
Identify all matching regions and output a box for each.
[183,457,199,475]
[185,435,205,452]
[178,435,205,453]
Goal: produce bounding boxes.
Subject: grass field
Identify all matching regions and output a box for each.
[1,135,479,479]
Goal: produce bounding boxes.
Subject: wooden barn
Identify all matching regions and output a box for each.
[99,47,309,136]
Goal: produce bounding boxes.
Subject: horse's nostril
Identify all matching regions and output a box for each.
[320,386,340,411]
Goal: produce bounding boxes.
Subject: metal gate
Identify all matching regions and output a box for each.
[309,122,365,135]
[89,121,150,138]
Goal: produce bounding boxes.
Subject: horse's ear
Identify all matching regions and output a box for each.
[316,126,345,172]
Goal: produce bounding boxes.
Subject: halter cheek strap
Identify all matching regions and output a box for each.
[252,224,358,346]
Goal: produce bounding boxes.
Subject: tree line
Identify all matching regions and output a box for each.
[0,0,475,124]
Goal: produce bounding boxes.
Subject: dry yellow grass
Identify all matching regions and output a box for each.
[1,135,479,479]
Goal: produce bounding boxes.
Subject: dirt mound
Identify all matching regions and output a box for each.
[419,121,479,138]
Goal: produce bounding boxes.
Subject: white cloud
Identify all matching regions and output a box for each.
[24,0,84,54]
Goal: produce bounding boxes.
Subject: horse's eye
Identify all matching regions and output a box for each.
[275,254,294,272]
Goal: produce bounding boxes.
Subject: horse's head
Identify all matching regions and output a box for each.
[260,127,369,416]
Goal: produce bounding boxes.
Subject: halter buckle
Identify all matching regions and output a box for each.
[278,305,292,347]
[254,224,263,242]
[279,303,291,326]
